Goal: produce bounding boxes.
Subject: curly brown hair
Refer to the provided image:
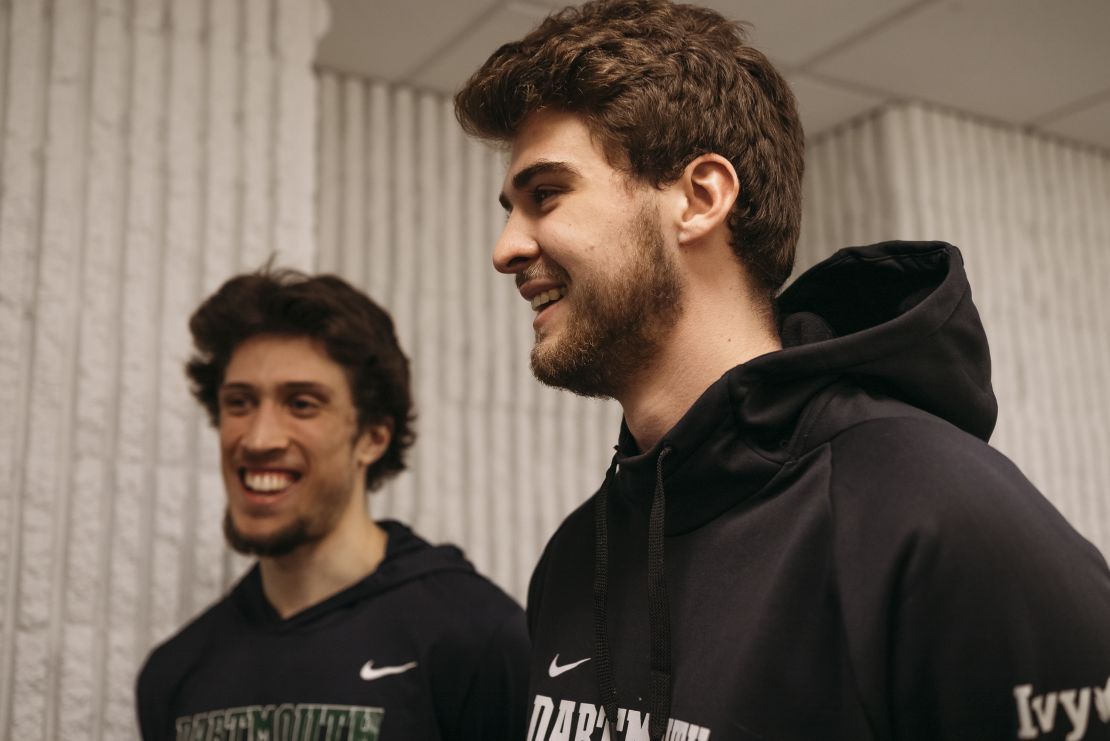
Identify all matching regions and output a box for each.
[186,268,415,491]
[454,0,805,295]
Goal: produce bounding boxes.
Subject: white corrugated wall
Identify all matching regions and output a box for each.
[798,102,1110,554]
[314,71,623,604]
[0,1,324,739]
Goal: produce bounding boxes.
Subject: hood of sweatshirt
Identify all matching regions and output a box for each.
[609,240,997,533]
[230,520,475,630]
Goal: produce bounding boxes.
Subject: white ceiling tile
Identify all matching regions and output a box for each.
[318,0,1110,153]
[316,0,499,81]
[812,0,1110,124]
[520,0,582,7]
[788,73,889,138]
[1039,94,1110,151]
[409,4,550,94]
[700,0,925,67]
[470,0,925,68]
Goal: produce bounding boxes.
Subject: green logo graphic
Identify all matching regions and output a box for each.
[175,702,384,741]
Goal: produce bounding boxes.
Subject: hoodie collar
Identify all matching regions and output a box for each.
[608,241,997,534]
[232,520,473,627]
[611,369,788,535]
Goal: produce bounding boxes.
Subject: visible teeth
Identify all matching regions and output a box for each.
[530,287,567,311]
[243,471,295,493]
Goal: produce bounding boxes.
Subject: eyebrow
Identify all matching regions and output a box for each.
[219,381,333,398]
[498,160,581,211]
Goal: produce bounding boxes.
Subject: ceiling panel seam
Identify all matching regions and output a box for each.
[1031,86,1110,126]
[797,0,937,72]
[796,69,901,104]
[400,0,518,85]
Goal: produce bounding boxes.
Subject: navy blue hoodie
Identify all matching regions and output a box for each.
[525,242,1110,741]
[137,521,529,740]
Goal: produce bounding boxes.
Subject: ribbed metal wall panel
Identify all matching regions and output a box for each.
[0,1,324,738]
[314,71,624,602]
[798,102,1110,555]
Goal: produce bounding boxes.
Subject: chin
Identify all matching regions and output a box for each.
[223,510,314,557]
[530,349,612,400]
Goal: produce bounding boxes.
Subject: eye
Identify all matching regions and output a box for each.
[219,393,253,416]
[530,186,560,207]
[288,395,322,417]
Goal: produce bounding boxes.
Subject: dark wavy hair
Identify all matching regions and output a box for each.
[455,0,805,296]
[186,268,415,491]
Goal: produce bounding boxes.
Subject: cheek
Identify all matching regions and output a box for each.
[540,218,582,253]
[218,421,243,453]
[308,426,355,461]
[551,218,618,266]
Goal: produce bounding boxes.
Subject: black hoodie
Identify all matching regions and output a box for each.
[136,521,529,740]
[524,242,1110,741]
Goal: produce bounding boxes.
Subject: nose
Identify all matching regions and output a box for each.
[242,401,288,454]
[492,211,539,274]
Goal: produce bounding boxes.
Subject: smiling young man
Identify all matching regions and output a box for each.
[135,270,529,740]
[455,1,1110,740]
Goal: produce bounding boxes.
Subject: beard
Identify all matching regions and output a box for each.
[223,510,322,558]
[530,204,683,398]
[221,462,356,558]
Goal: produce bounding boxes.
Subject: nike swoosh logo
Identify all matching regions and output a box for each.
[548,654,590,678]
[360,660,418,681]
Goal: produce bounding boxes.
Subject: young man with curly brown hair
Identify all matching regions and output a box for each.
[135,269,529,740]
[456,1,1110,739]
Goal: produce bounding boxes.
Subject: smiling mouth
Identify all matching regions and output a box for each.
[531,286,567,312]
[240,469,301,493]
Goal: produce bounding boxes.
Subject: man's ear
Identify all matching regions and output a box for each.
[355,423,392,468]
[675,154,739,246]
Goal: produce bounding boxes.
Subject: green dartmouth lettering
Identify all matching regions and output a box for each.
[174,703,384,741]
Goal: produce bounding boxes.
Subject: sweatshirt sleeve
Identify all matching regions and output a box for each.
[135,647,171,741]
[441,608,531,741]
[526,539,553,640]
[830,418,1110,741]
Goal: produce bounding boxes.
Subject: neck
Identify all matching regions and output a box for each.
[618,279,780,453]
[257,505,387,619]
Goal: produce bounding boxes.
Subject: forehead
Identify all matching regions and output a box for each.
[503,110,620,190]
[224,334,348,393]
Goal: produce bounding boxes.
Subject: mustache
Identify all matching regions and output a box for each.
[233,449,292,466]
[516,263,570,290]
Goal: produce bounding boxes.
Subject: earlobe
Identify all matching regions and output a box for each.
[356,424,392,467]
[677,154,739,246]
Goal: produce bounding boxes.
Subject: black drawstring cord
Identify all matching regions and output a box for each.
[647,447,672,741]
[593,455,620,737]
[593,447,673,741]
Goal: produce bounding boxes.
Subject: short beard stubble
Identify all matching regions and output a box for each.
[530,205,683,398]
[223,510,320,558]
